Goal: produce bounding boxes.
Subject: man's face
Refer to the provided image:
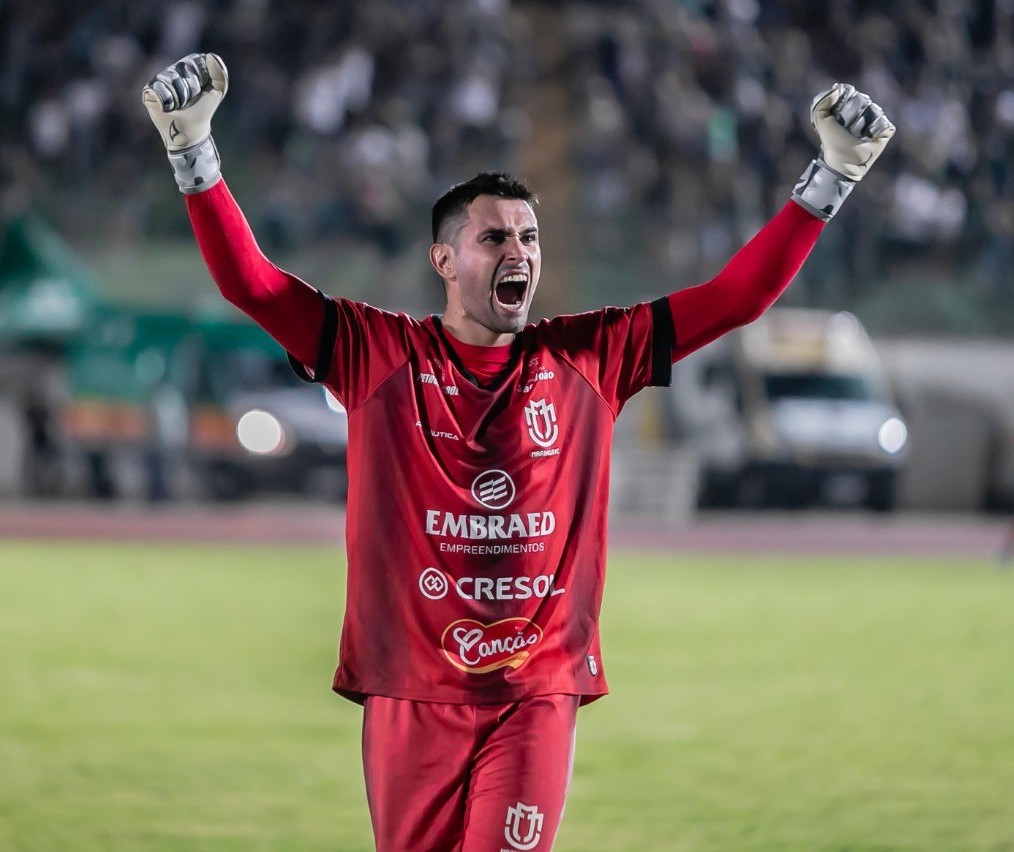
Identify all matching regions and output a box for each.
[437,195,541,338]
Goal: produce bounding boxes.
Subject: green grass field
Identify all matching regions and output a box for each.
[1,541,1012,851]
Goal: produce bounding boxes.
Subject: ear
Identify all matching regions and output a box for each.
[429,242,455,282]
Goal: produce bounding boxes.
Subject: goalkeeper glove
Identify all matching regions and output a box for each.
[792,83,896,221]
[142,53,228,194]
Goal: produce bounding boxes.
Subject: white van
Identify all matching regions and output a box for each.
[667,309,908,510]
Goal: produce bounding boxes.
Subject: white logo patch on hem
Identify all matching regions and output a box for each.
[504,800,544,850]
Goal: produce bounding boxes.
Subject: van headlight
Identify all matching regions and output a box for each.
[236,409,286,456]
[877,417,908,454]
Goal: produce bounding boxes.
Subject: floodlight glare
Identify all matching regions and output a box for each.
[237,409,285,455]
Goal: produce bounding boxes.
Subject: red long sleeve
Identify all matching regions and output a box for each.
[185,179,325,369]
[186,183,822,372]
[668,201,824,360]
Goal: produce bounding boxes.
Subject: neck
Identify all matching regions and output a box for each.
[440,311,515,347]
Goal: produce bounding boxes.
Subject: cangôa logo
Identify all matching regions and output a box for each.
[441,618,543,674]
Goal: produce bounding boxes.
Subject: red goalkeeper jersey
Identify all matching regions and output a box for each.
[185,179,824,707]
[325,299,673,704]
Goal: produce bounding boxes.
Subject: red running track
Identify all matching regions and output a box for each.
[0,501,1009,558]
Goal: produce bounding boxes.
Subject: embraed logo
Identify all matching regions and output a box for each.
[471,469,516,510]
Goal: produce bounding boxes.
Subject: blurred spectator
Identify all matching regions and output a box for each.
[3,0,1014,329]
[558,0,1014,317]
[22,390,61,498]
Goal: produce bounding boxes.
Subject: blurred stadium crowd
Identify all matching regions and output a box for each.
[3,0,1014,329]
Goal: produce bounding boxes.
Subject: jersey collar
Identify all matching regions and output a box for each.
[431,315,527,390]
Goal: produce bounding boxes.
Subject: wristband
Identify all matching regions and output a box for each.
[167,135,221,194]
[791,158,855,221]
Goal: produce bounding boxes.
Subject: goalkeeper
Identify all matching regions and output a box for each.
[144,53,893,852]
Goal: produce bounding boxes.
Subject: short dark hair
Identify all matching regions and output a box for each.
[431,171,538,243]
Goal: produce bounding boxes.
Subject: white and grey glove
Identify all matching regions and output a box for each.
[792,83,896,221]
[142,53,228,194]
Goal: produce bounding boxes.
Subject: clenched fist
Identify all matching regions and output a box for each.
[792,82,895,221]
[142,53,228,193]
[811,83,895,182]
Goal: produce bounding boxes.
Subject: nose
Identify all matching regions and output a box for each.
[504,235,529,262]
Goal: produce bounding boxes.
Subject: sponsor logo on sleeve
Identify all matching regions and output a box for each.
[504,801,544,850]
[441,618,543,674]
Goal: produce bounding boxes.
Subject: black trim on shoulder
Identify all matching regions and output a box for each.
[288,291,339,383]
[649,296,675,387]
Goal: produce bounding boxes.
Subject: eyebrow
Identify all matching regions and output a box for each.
[478,226,539,238]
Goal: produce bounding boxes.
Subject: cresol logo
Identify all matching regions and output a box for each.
[441,618,543,674]
[418,567,449,600]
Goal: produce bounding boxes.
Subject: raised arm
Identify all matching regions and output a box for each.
[669,83,895,361]
[142,54,325,370]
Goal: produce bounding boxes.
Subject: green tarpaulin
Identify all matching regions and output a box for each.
[0,216,99,346]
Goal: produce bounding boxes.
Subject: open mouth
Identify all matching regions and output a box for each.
[494,272,528,308]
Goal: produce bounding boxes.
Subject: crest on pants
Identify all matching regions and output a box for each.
[524,398,558,448]
[504,801,544,850]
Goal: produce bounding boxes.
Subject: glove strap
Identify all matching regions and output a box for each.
[791,159,854,221]
[167,135,221,194]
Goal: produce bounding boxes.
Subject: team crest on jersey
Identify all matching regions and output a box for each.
[441,618,543,674]
[524,398,558,448]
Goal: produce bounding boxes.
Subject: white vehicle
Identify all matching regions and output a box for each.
[667,309,908,510]
[190,344,349,501]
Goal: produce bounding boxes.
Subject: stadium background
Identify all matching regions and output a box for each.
[7,0,1014,327]
[4,0,1014,510]
[2,1,1014,850]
